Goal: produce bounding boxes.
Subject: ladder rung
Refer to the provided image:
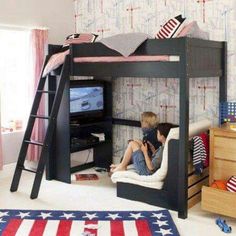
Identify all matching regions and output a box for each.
[30,115,50,119]
[24,140,44,146]
[37,90,56,94]
[21,167,37,174]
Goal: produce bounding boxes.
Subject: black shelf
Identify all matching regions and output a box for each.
[70,140,110,153]
[70,121,107,129]
[112,118,141,127]
[70,117,112,126]
[70,121,111,137]
[46,79,113,183]
[70,162,95,174]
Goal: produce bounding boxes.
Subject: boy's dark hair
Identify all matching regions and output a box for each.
[157,123,174,138]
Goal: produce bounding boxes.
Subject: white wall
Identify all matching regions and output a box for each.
[2,131,24,165]
[1,0,74,165]
[0,0,74,44]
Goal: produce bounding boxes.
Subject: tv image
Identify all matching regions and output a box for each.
[70,86,104,116]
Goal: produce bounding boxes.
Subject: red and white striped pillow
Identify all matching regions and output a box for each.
[226,176,236,192]
[63,33,98,48]
[156,15,186,39]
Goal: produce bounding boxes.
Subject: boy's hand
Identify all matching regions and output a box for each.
[147,141,156,154]
[133,139,143,145]
[141,143,148,154]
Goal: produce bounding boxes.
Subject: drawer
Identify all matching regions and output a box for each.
[188,192,201,209]
[188,167,209,186]
[201,186,236,218]
[212,159,236,181]
[214,136,236,161]
[188,177,209,198]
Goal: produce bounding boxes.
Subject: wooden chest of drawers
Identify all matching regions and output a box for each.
[201,127,236,218]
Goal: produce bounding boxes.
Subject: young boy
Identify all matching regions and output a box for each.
[111,123,173,175]
[136,112,161,155]
[110,112,160,171]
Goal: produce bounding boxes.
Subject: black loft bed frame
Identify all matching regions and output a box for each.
[48,37,227,219]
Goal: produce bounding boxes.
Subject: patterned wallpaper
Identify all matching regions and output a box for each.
[73,0,236,159]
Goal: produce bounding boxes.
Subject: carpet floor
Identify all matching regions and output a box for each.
[0,164,236,236]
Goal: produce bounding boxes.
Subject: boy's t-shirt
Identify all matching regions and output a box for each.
[151,146,164,173]
[131,146,164,176]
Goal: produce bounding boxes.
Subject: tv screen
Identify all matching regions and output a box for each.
[70,86,104,115]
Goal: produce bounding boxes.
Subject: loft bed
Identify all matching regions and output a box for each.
[47,37,227,219]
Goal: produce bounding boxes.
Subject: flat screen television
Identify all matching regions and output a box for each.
[70,81,104,120]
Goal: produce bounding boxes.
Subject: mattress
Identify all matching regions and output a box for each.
[73,55,180,63]
[43,52,179,77]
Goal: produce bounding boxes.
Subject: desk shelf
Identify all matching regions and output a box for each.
[46,79,113,183]
[70,140,111,153]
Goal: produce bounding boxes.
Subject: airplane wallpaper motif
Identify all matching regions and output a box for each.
[73,0,236,160]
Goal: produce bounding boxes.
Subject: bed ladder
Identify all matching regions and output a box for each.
[10,55,70,199]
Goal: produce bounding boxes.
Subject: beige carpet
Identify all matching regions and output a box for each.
[0,164,235,236]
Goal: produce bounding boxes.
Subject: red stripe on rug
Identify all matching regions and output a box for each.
[84,220,98,236]
[29,220,47,236]
[56,220,72,236]
[110,220,125,236]
[136,220,152,236]
[2,219,23,236]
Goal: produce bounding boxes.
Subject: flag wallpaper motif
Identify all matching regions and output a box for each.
[73,0,236,161]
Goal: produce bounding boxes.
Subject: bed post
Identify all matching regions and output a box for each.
[219,42,227,103]
[178,38,189,219]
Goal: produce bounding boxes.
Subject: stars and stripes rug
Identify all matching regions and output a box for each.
[0,209,179,236]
